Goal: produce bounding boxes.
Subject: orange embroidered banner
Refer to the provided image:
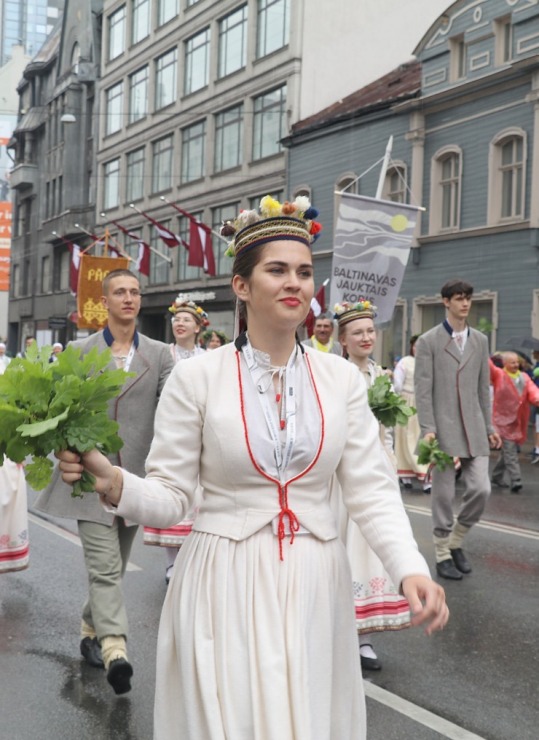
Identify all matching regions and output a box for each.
[76,254,129,330]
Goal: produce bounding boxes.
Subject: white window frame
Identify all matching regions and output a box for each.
[252,85,287,160]
[121,226,143,263]
[132,0,150,45]
[150,223,171,284]
[494,16,512,65]
[184,28,210,95]
[128,66,148,124]
[158,0,179,27]
[126,146,145,202]
[152,135,174,193]
[335,173,358,195]
[181,120,206,183]
[449,35,467,81]
[218,5,248,78]
[256,0,290,59]
[108,5,126,61]
[487,127,526,225]
[155,48,177,110]
[105,81,123,135]
[176,215,202,281]
[429,146,462,234]
[382,162,407,203]
[214,104,243,172]
[103,158,121,209]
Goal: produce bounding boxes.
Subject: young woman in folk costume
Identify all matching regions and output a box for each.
[56,195,447,740]
[393,334,431,492]
[143,298,209,584]
[332,301,414,672]
[0,457,29,574]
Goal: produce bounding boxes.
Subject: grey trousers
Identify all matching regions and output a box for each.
[492,439,521,486]
[78,518,138,641]
[431,456,490,538]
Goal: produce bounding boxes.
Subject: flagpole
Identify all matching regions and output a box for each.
[375,135,393,200]
[74,222,130,260]
[127,204,174,265]
[159,195,228,245]
[52,230,93,255]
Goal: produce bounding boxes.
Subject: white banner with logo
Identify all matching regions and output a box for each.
[330,192,421,324]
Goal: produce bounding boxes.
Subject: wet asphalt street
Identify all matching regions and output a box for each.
[0,449,537,740]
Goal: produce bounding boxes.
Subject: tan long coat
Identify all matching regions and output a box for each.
[414,323,493,458]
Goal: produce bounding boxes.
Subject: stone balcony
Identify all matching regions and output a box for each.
[10,163,39,191]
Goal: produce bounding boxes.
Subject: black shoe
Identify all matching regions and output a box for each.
[511,482,523,493]
[80,637,104,669]
[360,654,382,671]
[491,479,509,489]
[450,548,472,574]
[107,658,133,695]
[436,559,463,580]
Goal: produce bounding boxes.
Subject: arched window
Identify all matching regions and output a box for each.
[335,173,358,195]
[383,163,407,203]
[488,128,526,223]
[429,147,462,233]
[293,185,312,200]
[499,136,524,218]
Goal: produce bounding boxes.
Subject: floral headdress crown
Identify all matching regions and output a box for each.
[333,299,378,326]
[221,195,323,258]
[201,329,229,345]
[169,298,210,327]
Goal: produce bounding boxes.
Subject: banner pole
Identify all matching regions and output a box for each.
[128,204,173,265]
[375,136,393,200]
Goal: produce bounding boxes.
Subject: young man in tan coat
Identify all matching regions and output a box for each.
[414,279,501,580]
[36,269,173,693]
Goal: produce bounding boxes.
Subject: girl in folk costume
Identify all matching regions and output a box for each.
[143,298,209,584]
[334,301,412,672]
[0,457,29,574]
[56,195,447,740]
[200,329,229,350]
[393,335,431,492]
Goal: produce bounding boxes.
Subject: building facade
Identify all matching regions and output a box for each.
[0,46,31,342]
[8,0,101,351]
[8,0,456,349]
[0,0,65,65]
[285,0,539,366]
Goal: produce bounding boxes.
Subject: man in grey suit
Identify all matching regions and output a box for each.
[414,279,501,580]
[302,314,342,355]
[35,269,173,693]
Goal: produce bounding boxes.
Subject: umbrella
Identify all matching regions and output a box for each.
[504,336,539,352]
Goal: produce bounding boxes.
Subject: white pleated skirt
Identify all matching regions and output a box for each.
[154,526,365,740]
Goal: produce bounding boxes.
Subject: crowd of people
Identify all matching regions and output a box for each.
[1,194,537,738]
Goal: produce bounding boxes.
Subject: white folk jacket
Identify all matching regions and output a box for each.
[117,343,430,589]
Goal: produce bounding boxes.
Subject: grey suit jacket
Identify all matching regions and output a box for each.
[34,330,174,524]
[414,323,494,458]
